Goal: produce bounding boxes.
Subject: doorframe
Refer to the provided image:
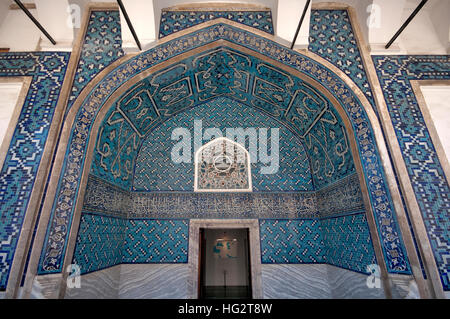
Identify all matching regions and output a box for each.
[188,219,263,299]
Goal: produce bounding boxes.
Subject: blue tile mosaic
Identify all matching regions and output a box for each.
[72,212,127,274]
[122,219,189,263]
[372,55,450,291]
[66,10,124,114]
[260,219,324,264]
[82,172,364,220]
[38,23,410,275]
[128,191,318,219]
[309,10,376,113]
[260,214,377,274]
[72,215,188,273]
[82,174,130,218]
[0,52,70,290]
[159,10,273,38]
[131,97,314,192]
[91,47,355,191]
[316,172,365,218]
[321,213,377,274]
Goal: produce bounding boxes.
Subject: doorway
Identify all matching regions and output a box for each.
[198,228,252,299]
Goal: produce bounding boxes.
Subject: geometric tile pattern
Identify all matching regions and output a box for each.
[131,97,315,192]
[260,219,325,264]
[309,10,376,113]
[72,212,127,274]
[39,23,409,275]
[66,10,124,113]
[0,52,70,290]
[372,55,450,290]
[159,10,274,38]
[321,213,377,274]
[24,10,123,284]
[122,219,189,263]
[260,214,377,274]
[72,216,188,274]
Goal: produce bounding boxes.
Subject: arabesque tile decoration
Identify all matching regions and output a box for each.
[373,55,450,291]
[308,9,428,280]
[90,49,355,191]
[159,9,274,38]
[37,22,411,276]
[0,52,70,290]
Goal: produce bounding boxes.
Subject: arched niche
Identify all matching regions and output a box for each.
[29,21,412,298]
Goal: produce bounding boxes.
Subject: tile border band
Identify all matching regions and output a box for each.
[333,3,435,298]
[20,2,121,299]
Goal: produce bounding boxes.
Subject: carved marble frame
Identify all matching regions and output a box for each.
[188,219,262,299]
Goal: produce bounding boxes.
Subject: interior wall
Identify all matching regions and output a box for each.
[0,81,23,146]
[259,263,386,298]
[0,6,41,51]
[71,45,375,293]
[30,4,426,300]
[420,85,450,162]
[399,1,448,54]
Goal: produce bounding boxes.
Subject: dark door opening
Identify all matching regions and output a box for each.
[199,228,252,299]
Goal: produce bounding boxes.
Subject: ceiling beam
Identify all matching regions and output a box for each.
[117,0,142,51]
[385,0,428,49]
[290,0,311,49]
[13,0,56,45]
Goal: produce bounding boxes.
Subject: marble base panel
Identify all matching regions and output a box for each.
[326,265,385,299]
[64,264,189,299]
[65,265,121,299]
[261,264,387,299]
[261,264,331,299]
[119,264,189,299]
[64,262,390,299]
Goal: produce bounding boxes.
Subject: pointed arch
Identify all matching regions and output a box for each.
[22,19,418,299]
